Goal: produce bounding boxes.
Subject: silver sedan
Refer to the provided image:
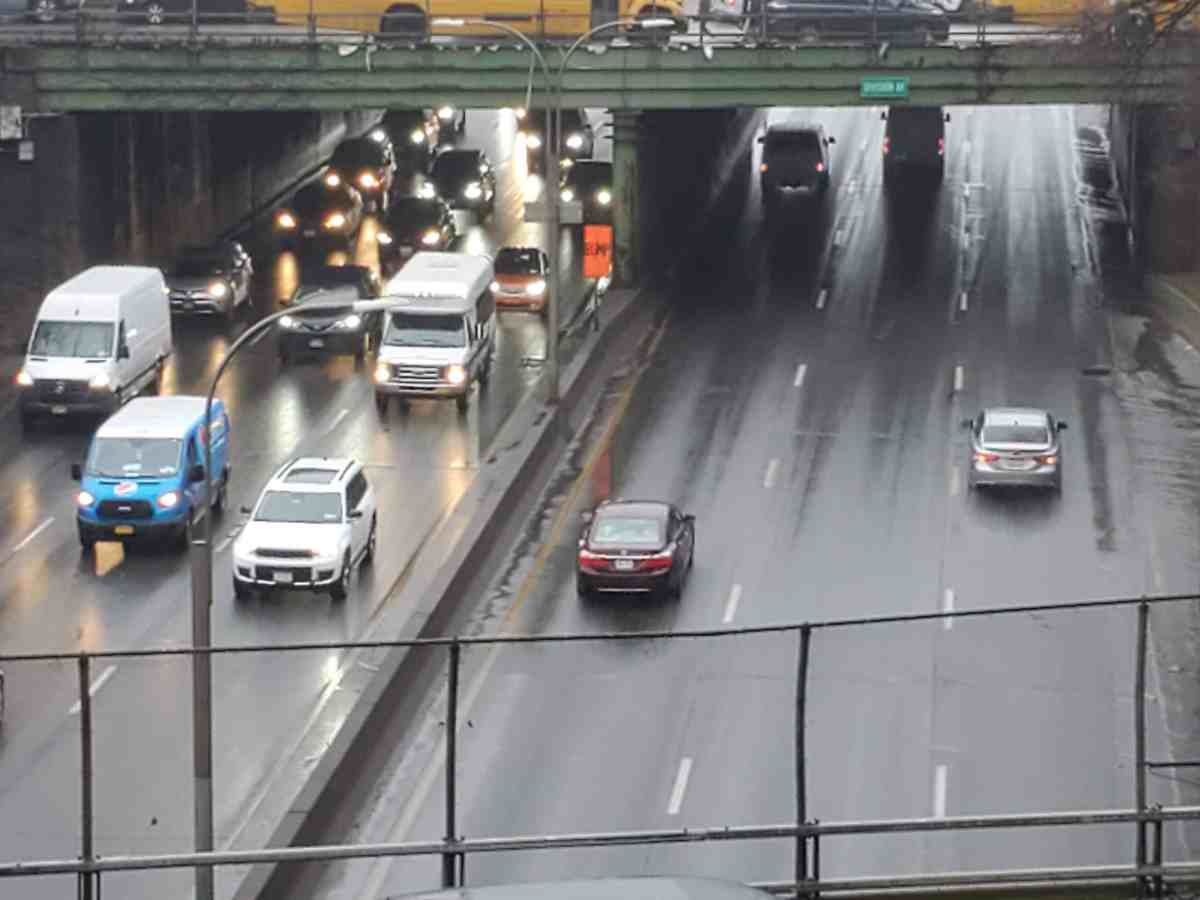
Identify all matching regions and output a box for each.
[963,407,1067,492]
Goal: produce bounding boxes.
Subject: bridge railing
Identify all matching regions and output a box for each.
[1,592,1199,898]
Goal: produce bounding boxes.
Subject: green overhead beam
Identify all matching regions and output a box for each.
[2,42,1196,111]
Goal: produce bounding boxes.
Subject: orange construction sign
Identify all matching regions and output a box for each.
[583,224,613,279]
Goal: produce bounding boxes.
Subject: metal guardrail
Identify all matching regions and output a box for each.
[2,592,1200,897]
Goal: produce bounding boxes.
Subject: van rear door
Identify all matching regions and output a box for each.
[764,130,824,189]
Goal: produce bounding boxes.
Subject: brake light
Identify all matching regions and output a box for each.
[641,547,675,572]
[578,548,606,572]
[1037,454,1058,465]
[760,163,768,173]
[974,451,999,463]
[882,136,890,155]
[815,162,825,173]
[938,137,945,156]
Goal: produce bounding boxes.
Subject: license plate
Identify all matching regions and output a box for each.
[273,571,293,584]
[614,559,635,571]
[183,302,195,310]
[114,525,134,536]
[1002,459,1036,471]
[51,404,67,415]
[400,247,414,257]
[303,229,317,237]
[308,338,325,349]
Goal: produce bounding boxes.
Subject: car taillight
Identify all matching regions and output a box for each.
[1037,454,1058,465]
[578,548,606,572]
[815,161,825,172]
[759,163,768,173]
[882,136,890,155]
[641,547,675,572]
[974,451,999,463]
[938,137,945,156]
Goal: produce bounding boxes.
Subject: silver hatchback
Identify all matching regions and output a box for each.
[963,407,1067,491]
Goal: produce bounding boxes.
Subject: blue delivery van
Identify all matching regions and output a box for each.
[71,395,231,551]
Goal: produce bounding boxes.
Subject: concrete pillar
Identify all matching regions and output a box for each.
[612,110,641,287]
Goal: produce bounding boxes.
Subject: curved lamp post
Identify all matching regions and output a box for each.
[191,297,392,900]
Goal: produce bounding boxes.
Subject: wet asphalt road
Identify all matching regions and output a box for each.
[0,108,603,898]
[306,105,1200,899]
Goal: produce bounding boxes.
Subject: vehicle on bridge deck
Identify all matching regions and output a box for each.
[518,108,596,175]
[744,0,950,44]
[381,108,443,173]
[267,0,685,40]
[576,499,696,601]
[431,148,497,216]
[392,878,776,900]
[116,0,269,25]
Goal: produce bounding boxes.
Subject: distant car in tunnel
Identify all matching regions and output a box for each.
[278,263,382,365]
[381,108,442,173]
[576,500,696,601]
[518,108,596,175]
[882,106,949,183]
[758,122,833,218]
[560,160,614,225]
[434,104,466,136]
[376,194,458,272]
[745,0,949,44]
[325,136,397,212]
[165,241,253,320]
[273,181,365,252]
[963,407,1067,492]
[430,148,496,216]
[491,246,551,316]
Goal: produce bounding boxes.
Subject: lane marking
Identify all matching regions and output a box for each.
[667,757,693,815]
[723,584,742,624]
[215,529,241,554]
[327,408,350,433]
[949,466,961,497]
[953,365,965,393]
[962,139,972,157]
[833,228,845,246]
[793,363,807,388]
[12,517,54,553]
[763,458,779,489]
[816,289,828,310]
[68,665,118,715]
[942,588,955,631]
[933,763,949,817]
[959,291,968,313]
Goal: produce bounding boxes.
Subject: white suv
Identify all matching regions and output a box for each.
[232,457,377,601]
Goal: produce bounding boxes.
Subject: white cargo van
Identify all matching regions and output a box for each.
[373,252,495,414]
[17,266,173,427]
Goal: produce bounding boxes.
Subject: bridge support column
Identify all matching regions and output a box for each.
[612,110,641,288]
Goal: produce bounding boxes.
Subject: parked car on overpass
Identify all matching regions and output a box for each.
[744,0,950,44]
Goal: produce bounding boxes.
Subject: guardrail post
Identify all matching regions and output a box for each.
[78,654,95,900]
[1134,600,1148,898]
[795,625,812,898]
[442,640,462,888]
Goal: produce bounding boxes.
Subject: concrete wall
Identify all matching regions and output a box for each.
[0,108,378,350]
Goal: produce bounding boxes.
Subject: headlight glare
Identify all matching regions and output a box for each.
[339,314,362,330]
[370,128,387,143]
[566,133,584,150]
[77,490,96,508]
[377,231,393,246]
[463,182,482,200]
[597,189,612,206]
[325,212,347,229]
[324,173,341,187]
[438,106,454,121]
[277,212,296,229]
[209,281,228,298]
[89,372,111,390]
[280,315,296,329]
[445,364,467,386]
[359,172,378,189]
[525,133,542,149]
[490,280,501,293]
[157,491,180,510]
[410,128,426,144]
[560,188,575,203]
[374,362,391,383]
[526,280,546,297]
[15,369,32,387]
[421,229,441,246]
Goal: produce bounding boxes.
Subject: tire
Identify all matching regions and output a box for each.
[149,361,164,395]
[233,577,251,601]
[213,473,228,513]
[478,353,493,386]
[375,393,389,415]
[576,577,592,600]
[363,517,377,565]
[78,526,96,552]
[175,514,192,552]
[455,392,469,413]
[799,24,820,43]
[329,553,350,602]
[354,335,367,364]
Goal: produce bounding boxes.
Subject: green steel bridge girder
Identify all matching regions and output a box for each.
[2,42,1197,111]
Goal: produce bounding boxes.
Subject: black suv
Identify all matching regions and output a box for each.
[758,123,834,215]
[883,106,949,183]
[745,0,949,45]
[430,148,496,215]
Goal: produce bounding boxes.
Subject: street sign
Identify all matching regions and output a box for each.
[860,77,909,100]
[583,225,613,279]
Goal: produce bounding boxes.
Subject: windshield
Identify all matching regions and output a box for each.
[433,153,481,182]
[384,312,466,348]
[388,198,439,226]
[87,437,182,478]
[173,256,223,277]
[888,107,944,140]
[495,249,542,275]
[330,141,384,169]
[566,164,611,191]
[982,423,1050,445]
[766,131,820,154]
[30,321,114,358]
[254,490,343,524]
[299,266,366,289]
[293,185,346,215]
[591,516,664,548]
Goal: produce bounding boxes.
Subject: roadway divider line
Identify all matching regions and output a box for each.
[68,664,117,716]
[764,458,779,489]
[950,466,961,497]
[816,289,828,310]
[793,363,807,388]
[959,291,968,312]
[667,757,693,816]
[953,365,965,394]
[933,763,949,818]
[942,588,955,631]
[723,584,742,625]
[326,408,349,434]
[12,517,54,553]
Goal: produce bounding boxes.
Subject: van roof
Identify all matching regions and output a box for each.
[40,266,165,319]
[383,252,493,312]
[96,396,224,440]
[765,122,823,135]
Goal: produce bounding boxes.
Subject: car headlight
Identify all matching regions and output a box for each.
[337,314,362,330]
[438,106,454,121]
[596,189,612,206]
[325,212,347,230]
[490,280,501,293]
[444,364,467,385]
[566,133,584,150]
[417,182,437,199]
[209,281,228,298]
[277,212,296,229]
[374,362,391,383]
[377,231,393,246]
[370,127,387,143]
[89,372,112,390]
[524,133,542,149]
[157,491,180,510]
[526,280,546,297]
[359,172,379,189]
[560,157,574,169]
[77,490,96,508]
[463,182,483,200]
[324,173,341,188]
[15,369,32,387]
[280,315,297,329]
[560,188,575,203]
[421,229,441,246]
[410,128,426,144]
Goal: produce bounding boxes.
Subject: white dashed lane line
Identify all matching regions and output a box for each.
[933,763,949,817]
[959,291,968,312]
[793,364,807,388]
[816,289,828,310]
[12,517,54,553]
[942,588,955,631]
[763,458,779,489]
[68,664,118,716]
[667,757,693,816]
[723,584,742,624]
[953,365,965,393]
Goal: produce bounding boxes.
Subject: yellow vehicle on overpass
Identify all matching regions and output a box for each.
[271,0,687,38]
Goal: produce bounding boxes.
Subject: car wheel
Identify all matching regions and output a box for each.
[175,514,192,552]
[799,24,820,43]
[375,393,389,415]
[233,577,252,601]
[78,527,95,552]
[363,516,377,565]
[354,335,367,365]
[149,360,164,395]
[30,0,57,23]
[329,553,350,602]
[455,392,469,413]
[145,0,166,24]
[917,25,936,46]
[576,577,592,600]
[213,473,228,513]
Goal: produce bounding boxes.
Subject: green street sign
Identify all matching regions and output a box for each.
[860,77,909,100]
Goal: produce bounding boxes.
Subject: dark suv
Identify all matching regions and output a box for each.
[883,106,949,183]
[745,0,949,45]
[758,123,834,215]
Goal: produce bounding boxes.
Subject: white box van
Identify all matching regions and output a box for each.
[372,252,495,414]
[17,266,173,427]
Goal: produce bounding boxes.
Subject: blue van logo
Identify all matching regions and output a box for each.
[114,481,137,496]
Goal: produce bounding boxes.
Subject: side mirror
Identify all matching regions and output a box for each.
[960,418,973,429]
[240,505,252,515]
[1057,421,1068,431]
[118,344,130,360]
[756,135,764,144]
[188,464,205,483]
[71,463,82,481]
[580,510,593,524]
[348,508,364,519]
[945,112,951,122]
[880,111,888,120]
[827,136,836,144]
[684,514,695,523]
